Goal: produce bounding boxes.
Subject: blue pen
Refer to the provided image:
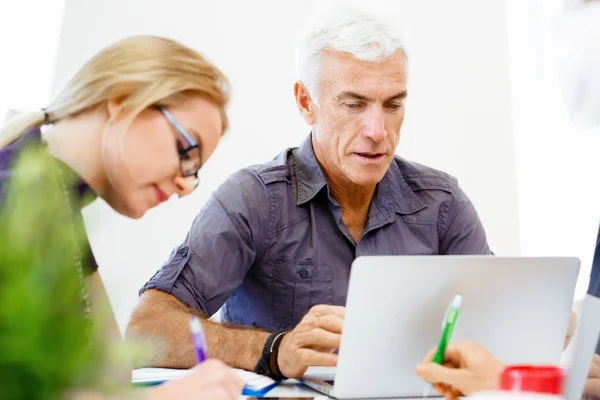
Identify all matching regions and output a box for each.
[189,315,207,363]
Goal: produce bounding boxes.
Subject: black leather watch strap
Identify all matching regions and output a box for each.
[269,331,287,380]
[254,331,287,380]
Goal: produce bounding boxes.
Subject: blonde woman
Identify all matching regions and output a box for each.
[0,36,243,399]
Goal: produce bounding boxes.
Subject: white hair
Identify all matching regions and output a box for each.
[296,5,407,105]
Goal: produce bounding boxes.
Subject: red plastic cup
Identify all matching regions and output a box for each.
[499,365,567,395]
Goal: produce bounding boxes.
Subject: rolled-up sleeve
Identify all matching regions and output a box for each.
[140,168,271,316]
[438,185,492,255]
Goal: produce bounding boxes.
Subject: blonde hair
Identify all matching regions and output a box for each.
[0,35,230,149]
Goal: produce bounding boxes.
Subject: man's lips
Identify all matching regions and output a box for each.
[353,152,386,161]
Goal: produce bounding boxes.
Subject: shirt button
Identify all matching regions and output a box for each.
[179,248,188,257]
[298,268,310,279]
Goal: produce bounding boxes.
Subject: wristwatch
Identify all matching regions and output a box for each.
[254,330,287,380]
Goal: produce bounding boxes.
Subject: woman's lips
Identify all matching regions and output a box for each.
[154,185,169,204]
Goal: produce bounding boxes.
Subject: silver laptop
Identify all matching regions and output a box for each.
[300,256,580,399]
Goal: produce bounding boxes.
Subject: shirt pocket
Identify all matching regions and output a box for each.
[270,258,332,330]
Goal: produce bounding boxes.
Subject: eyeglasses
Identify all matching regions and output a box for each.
[158,107,202,188]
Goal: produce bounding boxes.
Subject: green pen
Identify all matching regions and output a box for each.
[423,294,463,398]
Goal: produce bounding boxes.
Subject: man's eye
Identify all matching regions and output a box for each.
[386,103,403,111]
[344,103,362,110]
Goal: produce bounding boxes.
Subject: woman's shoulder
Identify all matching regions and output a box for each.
[0,127,45,201]
[0,127,44,165]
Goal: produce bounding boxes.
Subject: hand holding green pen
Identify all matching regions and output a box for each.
[423,294,463,397]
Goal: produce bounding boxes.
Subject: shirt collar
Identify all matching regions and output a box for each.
[293,133,426,215]
[293,133,328,205]
[376,158,427,215]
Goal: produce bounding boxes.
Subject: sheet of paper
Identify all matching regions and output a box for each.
[132,367,278,392]
[132,367,190,383]
[235,368,278,391]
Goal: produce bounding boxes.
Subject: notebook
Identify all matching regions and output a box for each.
[132,367,281,397]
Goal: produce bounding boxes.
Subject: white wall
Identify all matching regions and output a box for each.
[53,0,521,333]
[0,0,66,121]
[505,0,600,301]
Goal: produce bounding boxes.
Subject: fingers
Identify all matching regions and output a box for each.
[309,304,345,319]
[433,382,461,400]
[585,378,600,398]
[297,348,338,367]
[423,347,437,363]
[416,362,466,387]
[569,310,578,334]
[153,359,244,400]
[297,327,342,349]
[222,370,245,400]
[298,306,345,342]
[196,359,228,374]
[295,310,344,349]
[315,314,344,333]
[422,345,463,367]
[589,356,600,379]
[228,369,245,399]
[448,386,462,400]
[433,383,446,395]
[564,310,578,350]
[196,360,244,400]
[300,313,344,335]
[445,391,461,400]
[278,306,345,378]
[419,341,501,399]
[201,388,238,400]
[218,367,244,400]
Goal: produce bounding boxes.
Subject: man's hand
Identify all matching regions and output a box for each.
[277,304,345,378]
[564,309,578,351]
[149,359,244,400]
[416,340,504,400]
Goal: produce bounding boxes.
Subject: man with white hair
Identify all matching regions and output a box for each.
[126,7,491,379]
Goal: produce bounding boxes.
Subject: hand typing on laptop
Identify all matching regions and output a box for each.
[277,305,344,378]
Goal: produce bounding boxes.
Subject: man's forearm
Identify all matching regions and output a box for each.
[202,317,270,370]
[126,289,270,371]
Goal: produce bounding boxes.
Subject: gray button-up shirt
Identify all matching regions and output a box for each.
[141,134,491,332]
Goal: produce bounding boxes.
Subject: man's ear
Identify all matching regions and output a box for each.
[293,81,316,125]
